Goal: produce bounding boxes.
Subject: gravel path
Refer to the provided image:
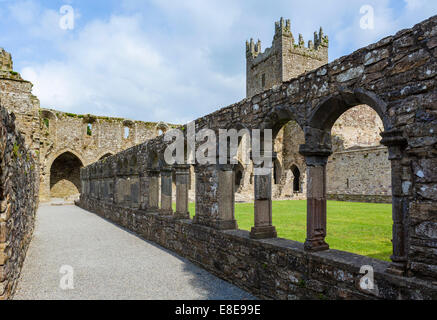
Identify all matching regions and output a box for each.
[14,205,255,300]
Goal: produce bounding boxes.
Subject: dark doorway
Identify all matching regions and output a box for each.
[50,152,83,198]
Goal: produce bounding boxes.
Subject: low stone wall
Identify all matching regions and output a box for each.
[77,198,437,300]
[327,194,392,204]
[0,107,39,300]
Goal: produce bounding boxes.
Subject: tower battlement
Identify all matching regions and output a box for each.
[246,18,329,97]
[0,48,13,72]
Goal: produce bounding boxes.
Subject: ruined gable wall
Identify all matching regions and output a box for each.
[0,48,40,155]
[0,48,179,201]
[38,110,176,201]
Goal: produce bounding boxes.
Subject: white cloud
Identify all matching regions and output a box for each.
[11,0,437,125]
[21,13,243,123]
[405,0,425,10]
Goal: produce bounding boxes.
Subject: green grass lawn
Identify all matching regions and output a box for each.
[183,200,392,261]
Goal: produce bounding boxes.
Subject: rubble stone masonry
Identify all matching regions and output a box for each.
[0,106,39,300]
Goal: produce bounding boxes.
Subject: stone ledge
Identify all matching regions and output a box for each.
[77,198,437,300]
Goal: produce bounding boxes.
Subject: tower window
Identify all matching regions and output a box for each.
[124,127,130,139]
[87,123,92,136]
[262,74,266,88]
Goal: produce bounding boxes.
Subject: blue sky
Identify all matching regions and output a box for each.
[0,0,436,124]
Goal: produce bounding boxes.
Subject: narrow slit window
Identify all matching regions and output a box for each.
[124,127,130,139]
[87,123,92,136]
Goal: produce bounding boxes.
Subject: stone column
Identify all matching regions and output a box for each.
[381,130,408,276]
[217,163,238,230]
[160,166,173,215]
[250,155,277,240]
[147,168,160,212]
[193,164,220,228]
[174,164,190,219]
[300,145,332,252]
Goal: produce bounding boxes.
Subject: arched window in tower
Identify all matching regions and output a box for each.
[124,127,130,139]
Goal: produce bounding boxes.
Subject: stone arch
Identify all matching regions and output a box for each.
[49,151,84,198]
[260,104,304,140]
[48,148,85,170]
[155,122,169,136]
[147,148,161,169]
[98,152,114,161]
[302,88,407,274]
[307,88,390,133]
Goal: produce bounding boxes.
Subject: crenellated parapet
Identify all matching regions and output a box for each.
[246,18,329,97]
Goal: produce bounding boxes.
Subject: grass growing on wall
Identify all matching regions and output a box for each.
[182,200,392,262]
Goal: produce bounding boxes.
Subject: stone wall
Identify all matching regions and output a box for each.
[38,109,177,201]
[77,14,437,298]
[77,198,436,300]
[235,106,390,202]
[327,146,392,199]
[0,106,39,300]
[0,49,40,156]
[0,49,178,202]
[80,197,437,300]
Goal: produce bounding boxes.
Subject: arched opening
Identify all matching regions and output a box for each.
[304,90,398,266]
[272,118,306,200]
[273,159,282,185]
[50,152,84,199]
[155,122,169,137]
[324,104,392,261]
[267,119,306,241]
[291,165,301,193]
[124,127,130,139]
[40,110,56,132]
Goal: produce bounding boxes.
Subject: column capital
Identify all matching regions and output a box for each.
[380,130,407,161]
[146,168,160,176]
[250,151,277,169]
[299,144,332,166]
[380,129,407,147]
[173,164,190,171]
[160,166,173,177]
[160,165,173,172]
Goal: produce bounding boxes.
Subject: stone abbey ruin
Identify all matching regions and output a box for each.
[1,15,437,299]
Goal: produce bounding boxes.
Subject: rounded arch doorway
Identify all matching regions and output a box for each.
[50,152,84,199]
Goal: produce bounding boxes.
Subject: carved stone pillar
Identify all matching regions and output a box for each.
[300,145,332,252]
[250,154,277,240]
[160,166,173,215]
[217,163,238,230]
[147,168,160,212]
[174,164,190,219]
[381,130,408,276]
[193,164,220,228]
